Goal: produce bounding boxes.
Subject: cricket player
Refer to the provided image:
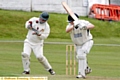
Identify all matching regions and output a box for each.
[66,13,94,79]
[21,12,55,75]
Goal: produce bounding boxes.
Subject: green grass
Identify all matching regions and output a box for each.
[0,38,120,80]
[0,9,120,40]
[0,9,120,80]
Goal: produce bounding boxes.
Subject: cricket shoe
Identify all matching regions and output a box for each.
[76,75,86,79]
[22,71,30,74]
[48,69,55,75]
[85,66,92,74]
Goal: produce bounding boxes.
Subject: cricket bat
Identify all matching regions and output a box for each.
[62,1,78,21]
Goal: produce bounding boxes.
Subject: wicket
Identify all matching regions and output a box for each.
[66,45,76,75]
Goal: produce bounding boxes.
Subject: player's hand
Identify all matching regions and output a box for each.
[27,21,33,29]
[73,20,79,27]
[74,20,83,29]
[27,25,32,29]
[31,27,41,36]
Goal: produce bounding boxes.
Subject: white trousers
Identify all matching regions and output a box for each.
[75,40,93,76]
[21,41,52,72]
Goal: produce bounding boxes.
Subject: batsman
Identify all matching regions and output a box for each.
[66,13,94,79]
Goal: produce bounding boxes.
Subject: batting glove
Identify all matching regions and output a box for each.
[74,20,84,29]
[74,20,79,26]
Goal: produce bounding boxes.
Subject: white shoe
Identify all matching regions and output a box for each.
[76,75,86,79]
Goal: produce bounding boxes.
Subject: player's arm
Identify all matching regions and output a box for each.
[66,25,74,33]
[86,23,94,29]
[25,21,31,29]
[25,17,36,29]
[25,20,40,35]
[74,20,94,30]
[82,21,95,30]
[38,29,50,39]
[38,24,50,39]
[66,22,74,33]
[25,17,40,35]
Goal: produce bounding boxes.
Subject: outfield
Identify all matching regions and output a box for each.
[0,38,120,80]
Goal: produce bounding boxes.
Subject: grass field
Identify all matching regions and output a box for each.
[0,9,120,80]
[1,9,120,39]
[0,38,120,80]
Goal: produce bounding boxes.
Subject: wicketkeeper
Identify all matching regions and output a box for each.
[21,12,55,75]
[66,13,94,79]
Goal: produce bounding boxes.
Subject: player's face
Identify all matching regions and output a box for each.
[39,18,47,24]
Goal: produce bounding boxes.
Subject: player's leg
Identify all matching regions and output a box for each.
[21,42,32,74]
[76,48,87,79]
[82,40,93,74]
[33,44,55,75]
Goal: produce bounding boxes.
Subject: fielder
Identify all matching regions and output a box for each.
[21,12,55,75]
[66,13,94,79]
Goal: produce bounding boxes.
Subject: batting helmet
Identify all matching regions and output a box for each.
[40,12,49,20]
[68,13,79,22]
